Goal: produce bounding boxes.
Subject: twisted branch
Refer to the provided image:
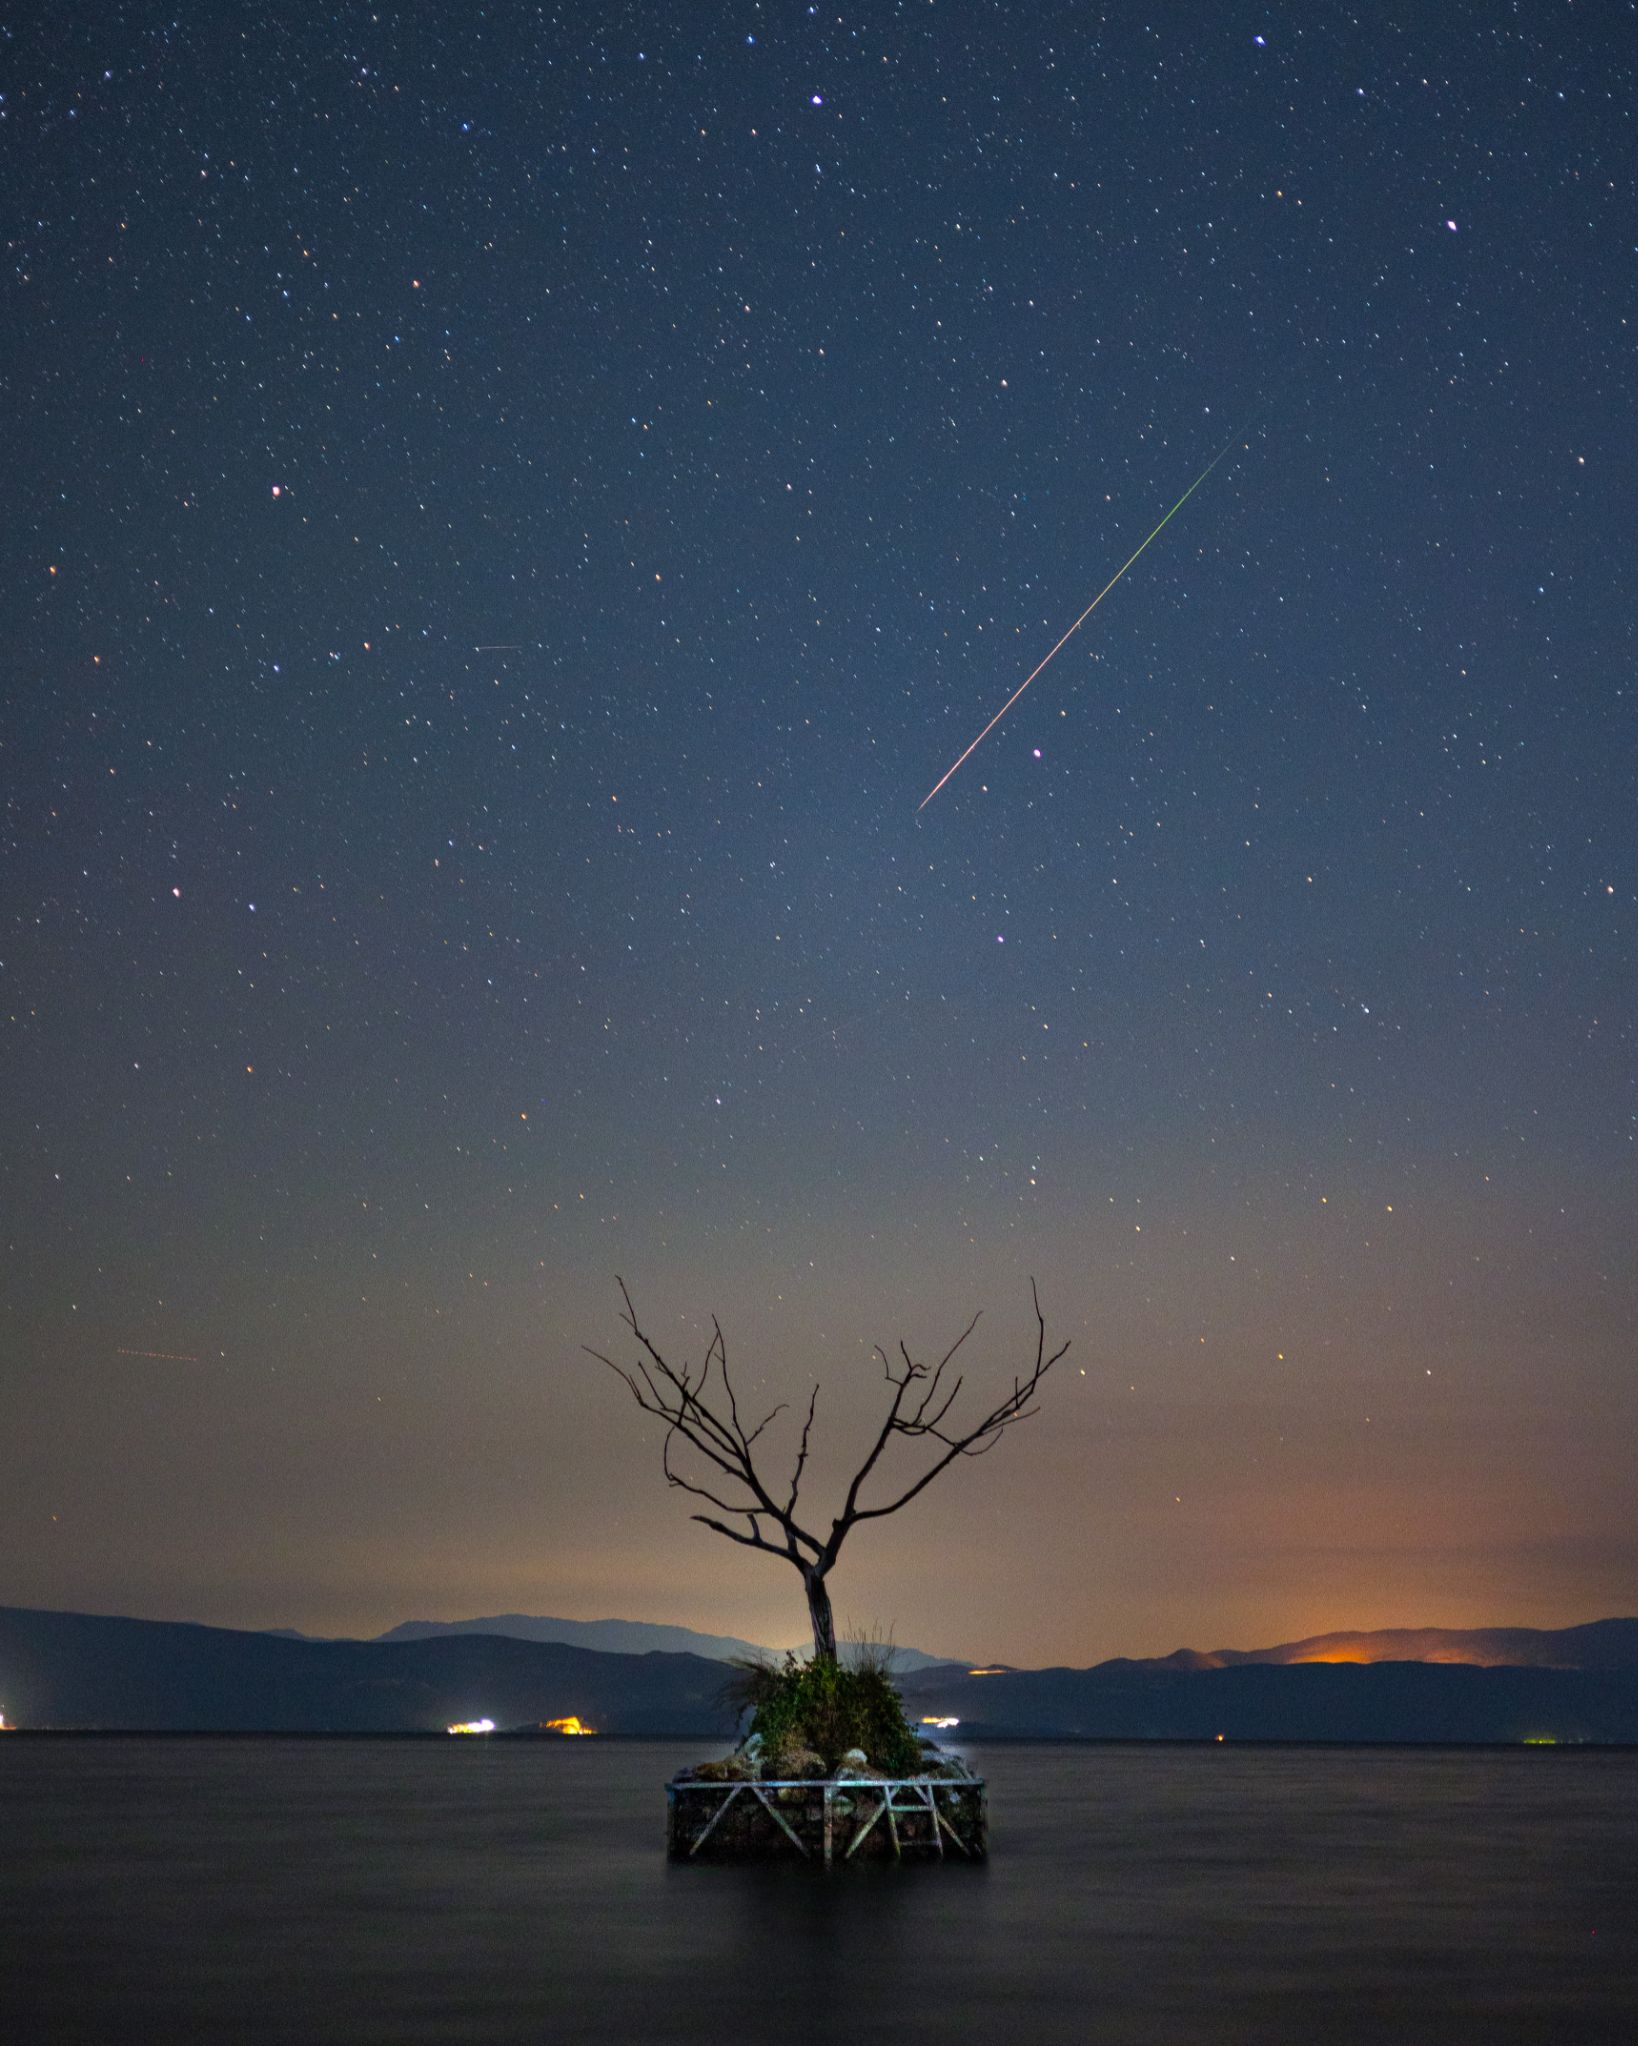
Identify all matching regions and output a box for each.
[587,1275,1068,1613]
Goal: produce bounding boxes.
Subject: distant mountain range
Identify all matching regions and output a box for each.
[2,1605,1634,1741]
[0,1605,737,1736]
[895,1656,1638,1745]
[364,1613,963,1673]
[889,1618,1638,1745]
[1133,1620,1638,1673]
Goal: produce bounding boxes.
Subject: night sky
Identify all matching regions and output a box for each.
[4,4,1634,1666]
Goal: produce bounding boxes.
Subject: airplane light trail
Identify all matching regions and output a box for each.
[917,425,1253,811]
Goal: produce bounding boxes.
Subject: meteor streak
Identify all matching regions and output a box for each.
[917,424,1252,811]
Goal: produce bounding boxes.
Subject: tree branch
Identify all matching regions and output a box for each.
[593,1280,826,1565]
[690,1513,793,1558]
[834,1282,1066,1534]
[589,1278,1068,1627]
[785,1384,820,1519]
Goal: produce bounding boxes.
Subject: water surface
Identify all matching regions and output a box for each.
[3,1738,1634,2042]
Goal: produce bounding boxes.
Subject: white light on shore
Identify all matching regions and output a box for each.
[447,1718,496,1735]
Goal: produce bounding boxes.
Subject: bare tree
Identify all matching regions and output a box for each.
[586,1277,1069,1664]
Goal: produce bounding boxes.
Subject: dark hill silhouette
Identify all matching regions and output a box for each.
[892,1618,1638,1742]
[371,1613,963,1672]
[896,1657,1638,1743]
[1141,1618,1638,1673]
[0,1605,737,1735]
[4,1604,1635,1740]
[374,1613,773,1663]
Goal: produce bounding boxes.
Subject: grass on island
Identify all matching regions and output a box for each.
[719,1647,924,1778]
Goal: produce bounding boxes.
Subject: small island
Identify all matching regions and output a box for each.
[667,1652,985,1867]
[590,1278,1063,1868]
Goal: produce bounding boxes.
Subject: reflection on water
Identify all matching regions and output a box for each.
[3,1738,1635,2043]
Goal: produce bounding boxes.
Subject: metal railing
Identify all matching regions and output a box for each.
[666,1775,987,1869]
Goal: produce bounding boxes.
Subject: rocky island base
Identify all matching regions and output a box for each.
[666,1647,985,1865]
[668,1740,986,1867]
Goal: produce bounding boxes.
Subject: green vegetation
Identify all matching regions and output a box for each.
[726,1651,923,1777]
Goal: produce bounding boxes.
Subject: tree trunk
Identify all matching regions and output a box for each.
[804,1569,838,1664]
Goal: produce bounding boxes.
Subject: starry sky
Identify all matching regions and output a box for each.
[4,3,1634,1666]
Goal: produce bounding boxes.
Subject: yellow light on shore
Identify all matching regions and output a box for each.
[541,1716,596,1736]
[447,1718,496,1735]
[921,1715,960,1729]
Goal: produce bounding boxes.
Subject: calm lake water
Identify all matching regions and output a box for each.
[3,1737,1634,2043]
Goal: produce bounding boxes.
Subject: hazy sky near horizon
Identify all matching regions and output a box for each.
[3,3,1634,1667]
